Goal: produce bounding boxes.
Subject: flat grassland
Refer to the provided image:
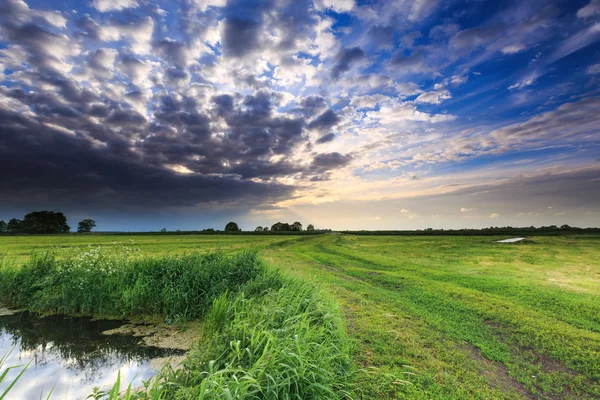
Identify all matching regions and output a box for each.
[1,233,599,399]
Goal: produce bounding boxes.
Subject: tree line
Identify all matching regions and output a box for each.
[0,211,96,234]
[341,225,600,236]
[223,221,316,232]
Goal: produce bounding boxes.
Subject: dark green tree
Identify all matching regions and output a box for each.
[255,226,263,232]
[7,218,22,233]
[271,222,291,232]
[160,228,167,233]
[77,219,96,233]
[262,226,269,232]
[306,224,315,231]
[21,211,70,234]
[225,222,240,232]
[291,221,303,231]
[0,220,6,233]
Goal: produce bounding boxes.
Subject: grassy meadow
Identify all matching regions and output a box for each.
[1,233,599,399]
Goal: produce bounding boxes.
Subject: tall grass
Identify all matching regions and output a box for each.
[0,248,263,322]
[130,272,353,399]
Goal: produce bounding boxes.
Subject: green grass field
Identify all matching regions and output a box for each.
[1,233,599,399]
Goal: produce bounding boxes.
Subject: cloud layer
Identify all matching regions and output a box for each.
[1,0,599,229]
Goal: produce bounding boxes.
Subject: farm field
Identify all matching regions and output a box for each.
[1,233,599,399]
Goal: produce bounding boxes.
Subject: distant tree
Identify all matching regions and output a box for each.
[271,222,291,232]
[225,222,240,232]
[7,218,22,233]
[0,220,6,233]
[21,211,70,234]
[560,224,571,230]
[255,226,263,232]
[160,228,167,233]
[202,228,215,232]
[291,221,303,231]
[262,226,269,232]
[306,224,315,231]
[77,219,96,233]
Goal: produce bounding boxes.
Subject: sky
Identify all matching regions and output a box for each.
[0,0,599,231]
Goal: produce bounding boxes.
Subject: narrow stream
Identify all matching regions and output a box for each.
[0,310,184,399]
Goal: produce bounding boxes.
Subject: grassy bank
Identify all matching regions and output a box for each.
[120,276,353,399]
[0,247,353,399]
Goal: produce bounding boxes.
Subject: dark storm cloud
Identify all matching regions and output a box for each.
[223,17,263,57]
[331,47,366,79]
[309,152,353,174]
[307,109,340,131]
[301,152,353,181]
[316,133,336,144]
[294,95,328,117]
[220,0,316,59]
[153,38,188,65]
[165,66,190,82]
[0,106,293,212]
[0,1,347,216]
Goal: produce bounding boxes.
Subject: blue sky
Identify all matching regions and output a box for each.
[0,0,599,231]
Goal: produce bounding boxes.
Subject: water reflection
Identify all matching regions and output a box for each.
[0,310,183,399]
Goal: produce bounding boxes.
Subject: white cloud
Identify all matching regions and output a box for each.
[489,213,499,219]
[118,58,153,86]
[367,100,456,126]
[93,0,139,12]
[189,0,227,12]
[314,0,355,13]
[99,17,154,54]
[508,72,539,90]
[395,82,423,97]
[548,23,600,65]
[587,63,600,75]
[350,94,391,109]
[502,44,526,54]
[35,10,67,28]
[460,207,473,212]
[577,0,600,18]
[401,209,409,213]
[415,90,452,105]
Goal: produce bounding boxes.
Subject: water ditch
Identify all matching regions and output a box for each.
[0,308,187,399]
